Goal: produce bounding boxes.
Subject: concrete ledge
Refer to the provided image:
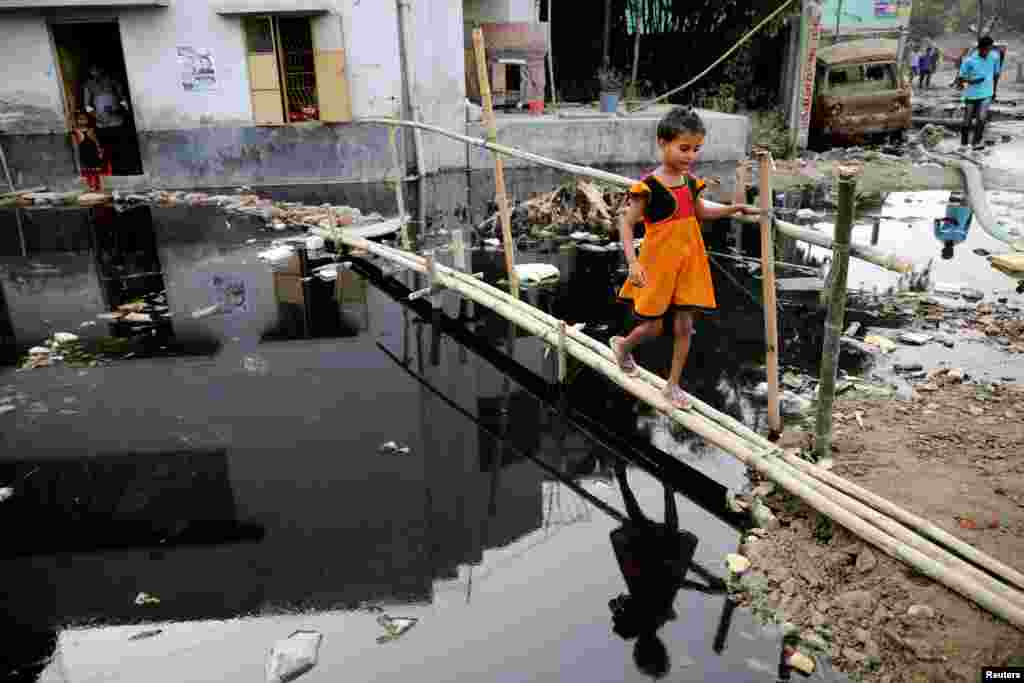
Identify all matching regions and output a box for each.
[466,108,750,171]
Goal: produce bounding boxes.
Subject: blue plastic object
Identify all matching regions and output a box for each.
[934,192,973,259]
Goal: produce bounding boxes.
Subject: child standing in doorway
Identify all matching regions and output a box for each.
[610,107,759,411]
[71,111,106,191]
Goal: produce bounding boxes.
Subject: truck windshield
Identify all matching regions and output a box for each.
[827,63,897,95]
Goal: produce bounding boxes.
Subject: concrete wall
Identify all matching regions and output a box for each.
[0,13,65,134]
[466,109,751,170]
[463,0,535,23]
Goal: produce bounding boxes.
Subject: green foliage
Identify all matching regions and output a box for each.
[694,82,738,113]
[751,110,794,159]
[813,514,835,544]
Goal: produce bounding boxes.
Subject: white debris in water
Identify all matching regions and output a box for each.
[378,441,411,456]
[266,630,322,683]
[79,320,97,328]
[243,355,269,375]
[191,304,222,319]
[52,332,79,344]
[514,263,560,284]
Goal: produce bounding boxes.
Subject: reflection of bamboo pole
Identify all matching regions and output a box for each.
[472,28,520,298]
[814,168,856,462]
[757,152,781,435]
[357,117,913,273]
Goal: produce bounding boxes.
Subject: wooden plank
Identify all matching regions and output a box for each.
[314,48,353,123]
[758,152,781,434]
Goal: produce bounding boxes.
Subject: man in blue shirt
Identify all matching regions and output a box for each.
[956,36,1002,150]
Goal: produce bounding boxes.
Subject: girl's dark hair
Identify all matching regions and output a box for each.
[657,106,706,142]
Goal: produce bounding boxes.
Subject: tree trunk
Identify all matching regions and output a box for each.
[602,0,612,67]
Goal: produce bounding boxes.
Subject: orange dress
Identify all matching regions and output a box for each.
[618,174,717,319]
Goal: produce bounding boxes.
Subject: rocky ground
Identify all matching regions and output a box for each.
[727,287,1024,682]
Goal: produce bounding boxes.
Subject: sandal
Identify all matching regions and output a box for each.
[609,336,639,376]
[662,383,692,411]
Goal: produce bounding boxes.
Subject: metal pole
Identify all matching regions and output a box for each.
[546,0,558,112]
[814,167,858,463]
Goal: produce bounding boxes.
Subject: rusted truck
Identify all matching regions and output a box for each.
[809,39,912,148]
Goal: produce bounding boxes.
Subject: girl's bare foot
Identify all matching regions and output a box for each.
[610,336,639,377]
[662,383,692,411]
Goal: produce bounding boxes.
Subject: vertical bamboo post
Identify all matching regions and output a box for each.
[814,167,857,462]
[473,27,520,299]
[757,152,782,435]
[732,160,750,253]
[558,320,567,383]
[389,123,410,249]
[426,250,442,366]
[629,29,641,101]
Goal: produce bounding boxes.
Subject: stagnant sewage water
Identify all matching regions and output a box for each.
[1,164,1021,682]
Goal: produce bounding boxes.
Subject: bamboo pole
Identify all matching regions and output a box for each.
[472,28,520,298]
[814,167,856,462]
[767,451,1024,611]
[345,233,1024,628]
[388,124,410,249]
[351,233,1024,603]
[757,152,782,435]
[365,238,782,451]
[781,452,1024,596]
[357,117,913,273]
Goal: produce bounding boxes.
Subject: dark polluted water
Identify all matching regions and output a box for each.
[0,168,853,682]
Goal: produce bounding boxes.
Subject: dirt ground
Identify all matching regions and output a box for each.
[733,377,1024,682]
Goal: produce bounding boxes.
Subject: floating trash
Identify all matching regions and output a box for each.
[378,441,412,456]
[243,355,269,375]
[129,629,163,641]
[134,592,161,606]
[191,303,222,319]
[0,487,13,502]
[266,630,322,683]
[376,615,418,644]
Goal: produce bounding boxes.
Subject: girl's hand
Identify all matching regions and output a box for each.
[628,261,647,287]
[736,205,761,216]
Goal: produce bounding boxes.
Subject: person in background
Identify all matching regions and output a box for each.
[71,111,106,192]
[909,47,921,83]
[920,45,939,89]
[82,64,132,174]
[956,36,1002,151]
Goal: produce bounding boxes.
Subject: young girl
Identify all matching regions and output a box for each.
[610,107,759,410]
[72,111,106,192]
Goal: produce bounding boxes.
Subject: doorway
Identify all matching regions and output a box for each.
[50,21,143,177]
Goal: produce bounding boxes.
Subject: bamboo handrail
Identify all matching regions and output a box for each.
[356,117,914,273]
[341,229,1024,630]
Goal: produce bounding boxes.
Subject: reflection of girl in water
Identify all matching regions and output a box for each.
[609,462,698,678]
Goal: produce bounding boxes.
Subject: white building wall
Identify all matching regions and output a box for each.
[0,13,66,134]
[408,0,467,172]
[338,0,404,118]
[117,3,253,130]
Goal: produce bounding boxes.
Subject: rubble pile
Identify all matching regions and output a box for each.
[8,188,383,234]
[484,179,626,239]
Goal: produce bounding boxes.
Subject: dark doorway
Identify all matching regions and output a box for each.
[51,21,144,178]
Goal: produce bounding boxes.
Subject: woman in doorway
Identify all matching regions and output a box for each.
[71,111,107,191]
[82,64,134,175]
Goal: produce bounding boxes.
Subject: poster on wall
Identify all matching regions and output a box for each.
[177,47,217,92]
[796,1,824,150]
[192,274,248,319]
[821,0,912,33]
[874,0,912,18]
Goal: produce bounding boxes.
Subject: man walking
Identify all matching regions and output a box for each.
[956,36,1002,151]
